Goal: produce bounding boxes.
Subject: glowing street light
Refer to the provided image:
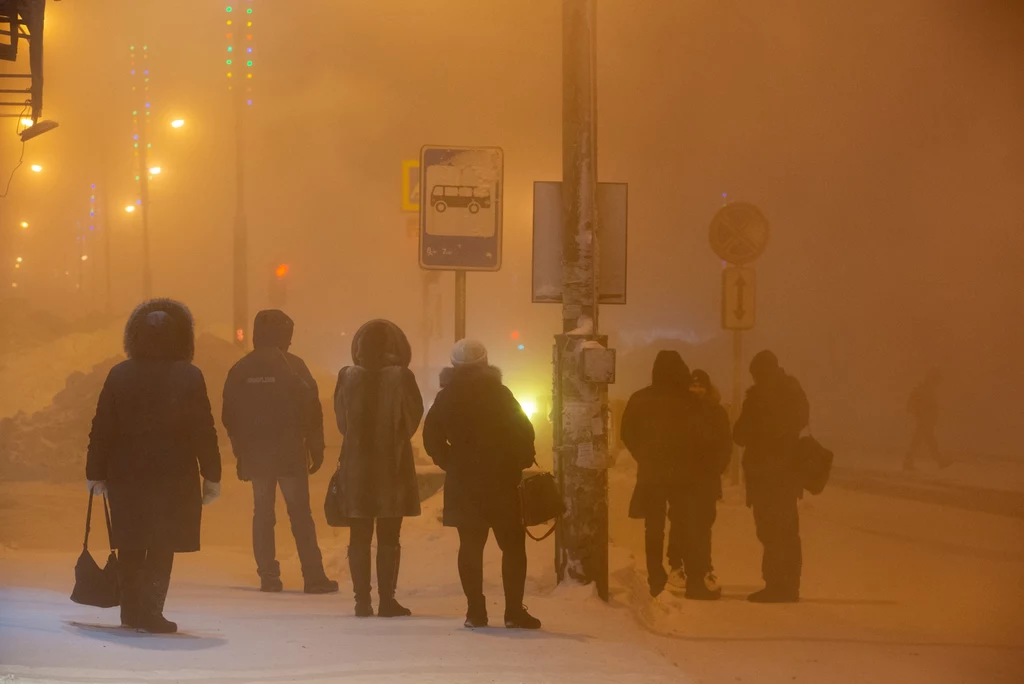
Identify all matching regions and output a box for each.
[30,164,43,173]
[149,166,162,175]
[20,117,33,128]
[125,205,136,213]
[81,255,89,262]
[20,221,29,229]
[16,257,23,263]
[170,119,185,129]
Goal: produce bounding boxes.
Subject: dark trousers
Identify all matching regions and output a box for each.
[348,518,403,602]
[644,491,685,588]
[678,491,717,583]
[252,476,326,580]
[905,424,944,467]
[118,549,174,625]
[457,524,527,612]
[751,488,801,592]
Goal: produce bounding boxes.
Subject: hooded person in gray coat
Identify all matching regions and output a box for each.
[86,299,221,634]
[333,320,424,617]
[222,310,336,595]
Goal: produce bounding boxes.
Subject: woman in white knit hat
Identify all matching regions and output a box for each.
[423,339,541,629]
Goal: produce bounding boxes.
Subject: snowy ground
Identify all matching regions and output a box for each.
[3,461,1023,683]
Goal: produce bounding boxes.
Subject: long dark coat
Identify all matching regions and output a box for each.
[222,310,325,480]
[733,368,809,502]
[86,299,221,552]
[620,351,695,519]
[422,364,535,528]
[333,320,424,521]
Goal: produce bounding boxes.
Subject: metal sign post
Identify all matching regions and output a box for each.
[709,203,770,486]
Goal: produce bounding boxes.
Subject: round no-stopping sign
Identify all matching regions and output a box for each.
[708,202,770,265]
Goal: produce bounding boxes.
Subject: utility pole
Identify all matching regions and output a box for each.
[454,270,467,342]
[554,0,609,600]
[232,87,248,348]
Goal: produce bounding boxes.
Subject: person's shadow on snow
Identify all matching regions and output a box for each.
[64,622,227,651]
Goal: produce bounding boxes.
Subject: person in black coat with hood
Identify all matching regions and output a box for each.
[734,350,809,603]
[222,310,337,595]
[334,320,424,618]
[86,299,221,633]
[422,339,541,630]
[620,350,695,597]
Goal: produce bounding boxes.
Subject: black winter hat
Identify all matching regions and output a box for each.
[652,350,690,388]
[750,350,780,379]
[253,309,294,350]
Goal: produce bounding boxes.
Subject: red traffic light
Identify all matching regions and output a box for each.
[275,264,289,279]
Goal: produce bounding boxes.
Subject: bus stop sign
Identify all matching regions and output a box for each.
[419,145,504,271]
[708,202,770,265]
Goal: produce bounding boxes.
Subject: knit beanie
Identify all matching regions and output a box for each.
[451,339,488,367]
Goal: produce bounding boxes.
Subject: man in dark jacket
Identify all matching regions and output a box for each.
[620,350,694,597]
[904,368,948,471]
[675,369,732,600]
[422,339,540,630]
[222,310,337,594]
[87,299,221,634]
[734,350,809,603]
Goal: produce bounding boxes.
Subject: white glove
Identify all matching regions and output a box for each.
[202,479,221,506]
[87,480,107,496]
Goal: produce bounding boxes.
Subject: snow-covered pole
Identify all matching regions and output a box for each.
[554,0,609,600]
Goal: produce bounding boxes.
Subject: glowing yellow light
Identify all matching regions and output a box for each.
[81,255,89,261]
[10,282,17,289]
[16,257,23,263]
[30,164,43,173]
[20,117,33,127]
[518,398,538,419]
[170,119,185,128]
[149,166,162,175]
[125,205,136,213]
[20,221,29,229]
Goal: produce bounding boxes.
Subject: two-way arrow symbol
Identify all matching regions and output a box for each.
[734,275,747,320]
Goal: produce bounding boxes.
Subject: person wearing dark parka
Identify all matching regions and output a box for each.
[86,299,221,634]
[222,310,337,595]
[334,320,424,617]
[733,350,810,603]
[620,350,694,598]
[422,339,541,630]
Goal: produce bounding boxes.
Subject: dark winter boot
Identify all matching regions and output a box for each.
[464,595,488,629]
[376,544,412,617]
[685,580,722,601]
[747,586,799,603]
[303,575,339,595]
[117,554,144,629]
[348,544,373,617]
[260,577,284,593]
[138,552,177,634]
[504,605,542,630]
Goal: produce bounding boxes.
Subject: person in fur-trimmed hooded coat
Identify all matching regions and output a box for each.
[85,298,221,633]
[333,319,424,617]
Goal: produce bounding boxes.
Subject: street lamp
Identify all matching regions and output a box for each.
[148,166,162,175]
[30,164,43,173]
[170,119,185,129]
[20,118,33,128]
[20,221,29,229]
[125,205,136,213]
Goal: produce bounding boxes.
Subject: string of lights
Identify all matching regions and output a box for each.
[225,2,255,106]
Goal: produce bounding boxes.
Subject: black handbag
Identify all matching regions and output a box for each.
[324,466,349,527]
[797,434,834,495]
[70,493,120,608]
[519,470,564,541]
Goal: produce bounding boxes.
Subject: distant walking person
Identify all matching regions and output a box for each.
[422,340,540,630]
[621,351,694,598]
[334,320,424,617]
[222,310,337,595]
[679,369,732,600]
[734,350,809,603]
[904,369,948,471]
[86,299,221,633]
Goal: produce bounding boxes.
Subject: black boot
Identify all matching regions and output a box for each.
[303,574,339,595]
[260,576,284,593]
[376,544,411,617]
[464,594,488,629]
[138,552,177,634]
[348,544,373,617]
[117,552,144,629]
[504,605,541,630]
